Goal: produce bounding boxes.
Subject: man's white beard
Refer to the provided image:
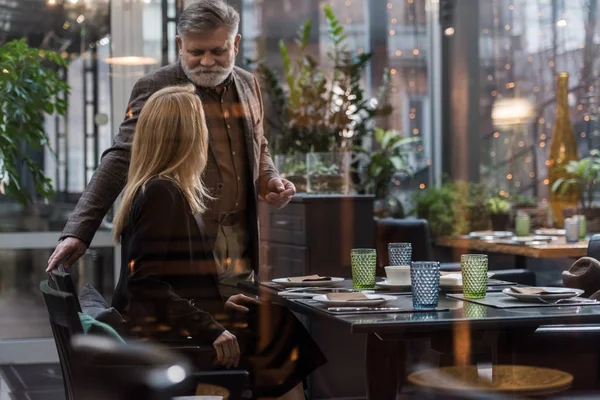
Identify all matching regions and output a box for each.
[182,63,234,88]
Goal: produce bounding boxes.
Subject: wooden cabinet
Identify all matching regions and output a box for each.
[259,195,375,279]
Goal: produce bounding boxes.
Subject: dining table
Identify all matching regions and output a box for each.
[435,235,589,269]
[239,279,600,399]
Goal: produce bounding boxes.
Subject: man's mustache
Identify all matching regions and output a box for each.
[189,66,229,74]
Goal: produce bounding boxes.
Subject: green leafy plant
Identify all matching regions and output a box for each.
[511,194,538,208]
[252,5,393,154]
[0,39,69,204]
[551,150,600,209]
[412,182,456,238]
[412,180,495,237]
[354,128,418,200]
[486,197,511,215]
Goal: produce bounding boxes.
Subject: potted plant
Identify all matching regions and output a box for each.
[412,182,457,238]
[487,197,511,231]
[274,153,308,192]
[552,150,600,231]
[252,5,393,186]
[0,39,69,204]
[307,152,351,194]
[354,128,418,213]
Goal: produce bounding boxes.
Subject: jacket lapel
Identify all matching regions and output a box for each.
[231,71,257,182]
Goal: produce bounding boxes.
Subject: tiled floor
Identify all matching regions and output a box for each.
[0,364,64,400]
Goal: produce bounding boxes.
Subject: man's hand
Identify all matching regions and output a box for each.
[213,330,240,368]
[46,237,88,272]
[264,177,296,209]
[225,294,261,313]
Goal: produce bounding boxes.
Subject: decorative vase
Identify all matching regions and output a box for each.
[548,73,579,228]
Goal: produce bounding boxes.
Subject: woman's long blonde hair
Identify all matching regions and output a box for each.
[113,84,210,242]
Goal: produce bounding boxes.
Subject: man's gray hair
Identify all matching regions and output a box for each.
[177,0,240,36]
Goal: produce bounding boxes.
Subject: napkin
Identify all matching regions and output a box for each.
[287,275,332,283]
[510,287,577,295]
[440,273,462,285]
[326,293,370,301]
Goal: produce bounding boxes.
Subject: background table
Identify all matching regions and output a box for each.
[436,236,588,268]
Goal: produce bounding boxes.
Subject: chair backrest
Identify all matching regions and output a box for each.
[375,218,434,268]
[40,279,84,400]
[51,265,82,312]
[587,234,600,260]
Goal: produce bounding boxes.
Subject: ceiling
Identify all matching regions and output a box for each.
[0,0,109,52]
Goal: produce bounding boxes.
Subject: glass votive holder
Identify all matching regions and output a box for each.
[388,243,412,266]
[351,248,377,289]
[461,254,488,299]
[410,261,440,310]
[515,213,531,237]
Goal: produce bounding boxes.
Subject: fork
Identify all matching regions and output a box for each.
[538,296,597,305]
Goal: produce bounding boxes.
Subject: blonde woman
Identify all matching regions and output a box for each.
[110,84,324,400]
[111,85,240,369]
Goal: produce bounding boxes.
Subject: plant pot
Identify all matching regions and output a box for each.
[490,213,510,231]
[307,152,352,194]
[563,207,600,233]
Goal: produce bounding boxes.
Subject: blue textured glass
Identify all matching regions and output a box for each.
[388,243,412,266]
[410,262,440,310]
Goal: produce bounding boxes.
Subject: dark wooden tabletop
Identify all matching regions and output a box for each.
[239,280,600,337]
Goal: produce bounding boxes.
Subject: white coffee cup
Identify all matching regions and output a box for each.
[384,266,411,285]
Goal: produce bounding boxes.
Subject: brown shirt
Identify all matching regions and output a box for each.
[199,82,249,215]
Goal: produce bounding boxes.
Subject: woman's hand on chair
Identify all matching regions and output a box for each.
[213,330,240,368]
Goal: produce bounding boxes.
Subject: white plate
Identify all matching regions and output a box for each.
[535,229,566,236]
[312,294,397,307]
[272,277,344,288]
[502,287,584,302]
[375,281,411,291]
[469,231,513,239]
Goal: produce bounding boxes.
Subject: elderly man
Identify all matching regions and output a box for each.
[47,1,324,398]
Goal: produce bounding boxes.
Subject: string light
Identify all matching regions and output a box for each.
[493,132,500,138]
[540,134,546,140]
[509,4,515,10]
[543,179,550,185]
[389,29,396,35]
[540,142,546,148]
[507,174,513,180]
[391,17,397,24]
[357,48,363,54]
[538,117,545,124]
[505,64,511,70]
[585,115,590,121]
[530,172,535,178]
[387,2,392,9]
[556,19,567,27]
[444,27,455,36]
[533,87,540,93]
[581,132,586,138]
[413,49,420,55]
[482,28,490,34]
[390,68,397,75]
[518,141,525,147]
[413,128,419,135]
[505,24,511,30]
[506,82,515,89]
[419,184,426,189]
[515,182,521,188]
[491,151,496,157]
[549,61,555,67]
[395,50,402,56]
[47,0,56,5]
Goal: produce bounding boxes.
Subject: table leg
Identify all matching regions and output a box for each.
[515,255,527,269]
[365,333,404,400]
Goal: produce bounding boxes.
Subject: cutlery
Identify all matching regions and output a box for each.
[538,297,598,305]
[327,307,403,312]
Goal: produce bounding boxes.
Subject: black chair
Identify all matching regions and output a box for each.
[375,218,536,285]
[51,264,82,312]
[41,278,252,399]
[40,280,85,400]
[588,234,600,259]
